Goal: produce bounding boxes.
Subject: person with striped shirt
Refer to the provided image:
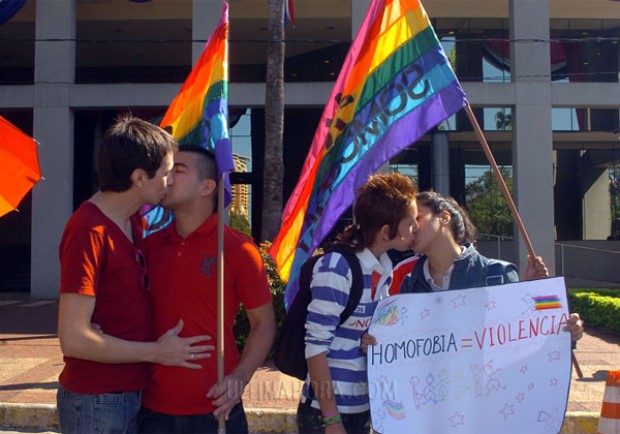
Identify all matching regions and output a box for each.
[297,172,419,434]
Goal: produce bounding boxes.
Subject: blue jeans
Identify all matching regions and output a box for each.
[138,402,249,434]
[57,385,141,434]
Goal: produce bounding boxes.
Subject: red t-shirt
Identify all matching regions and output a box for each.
[58,202,152,394]
[142,213,272,415]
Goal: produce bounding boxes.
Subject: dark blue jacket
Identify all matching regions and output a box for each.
[399,243,519,293]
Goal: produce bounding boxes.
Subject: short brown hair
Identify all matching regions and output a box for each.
[98,114,177,192]
[337,172,418,250]
[178,145,218,181]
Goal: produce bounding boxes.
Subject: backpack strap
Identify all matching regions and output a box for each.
[485,259,509,286]
[335,249,364,325]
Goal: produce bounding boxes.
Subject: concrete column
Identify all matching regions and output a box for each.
[449,149,466,205]
[582,167,612,240]
[510,0,555,274]
[432,132,450,194]
[193,0,222,64]
[31,0,76,299]
[352,0,371,36]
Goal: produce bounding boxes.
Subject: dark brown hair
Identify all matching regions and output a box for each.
[336,172,418,251]
[98,114,177,192]
[416,191,478,244]
[178,145,218,181]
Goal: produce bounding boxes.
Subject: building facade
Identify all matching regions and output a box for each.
[0,0,619,298]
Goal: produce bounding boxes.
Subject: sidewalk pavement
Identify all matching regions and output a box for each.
[1,295,618,433]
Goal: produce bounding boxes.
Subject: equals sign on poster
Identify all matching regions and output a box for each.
[461,338,473,349]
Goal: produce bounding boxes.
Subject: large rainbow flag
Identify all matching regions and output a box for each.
[270,0,468,307]
[160,1,234,202]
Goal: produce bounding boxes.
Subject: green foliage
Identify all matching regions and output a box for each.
[233,241,286,357]
[568,288,620,333]
[465,167,514,238]
[229,212,251,236]
[568,287,620,298]
[447,46,456,72]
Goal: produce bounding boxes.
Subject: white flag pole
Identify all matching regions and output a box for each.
[217,174,226,434]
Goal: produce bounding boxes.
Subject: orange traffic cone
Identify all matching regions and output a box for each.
[598,370,620,434]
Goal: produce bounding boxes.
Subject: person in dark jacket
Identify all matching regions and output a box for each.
[393,191,525,294]
[377,191,583,339]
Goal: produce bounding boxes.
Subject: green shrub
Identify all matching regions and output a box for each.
[233,241,286,357]
[233,241,326,357]
[568,288,620,333]
[230,212,251,236]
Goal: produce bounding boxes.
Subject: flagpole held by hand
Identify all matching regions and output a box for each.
[217,175,226,434]
[463,102,583,378]
[464,103,535,258]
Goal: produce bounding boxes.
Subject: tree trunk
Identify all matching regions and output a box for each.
[262,0,285,241]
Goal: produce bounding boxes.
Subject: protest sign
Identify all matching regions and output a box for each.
[367,277,571,434]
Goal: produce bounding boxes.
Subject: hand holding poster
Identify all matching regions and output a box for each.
[367,277,572,434]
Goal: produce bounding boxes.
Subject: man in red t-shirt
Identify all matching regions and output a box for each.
[57,116,214,434]
[139,146,275,434]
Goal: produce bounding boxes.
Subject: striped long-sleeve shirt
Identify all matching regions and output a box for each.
[302,248,393,414]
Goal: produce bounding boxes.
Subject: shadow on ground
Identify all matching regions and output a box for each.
[0,381,59,392]
[0,300,58,336]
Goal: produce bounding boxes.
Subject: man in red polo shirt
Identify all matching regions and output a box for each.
[58,115,214,434]
[139,146,275,434]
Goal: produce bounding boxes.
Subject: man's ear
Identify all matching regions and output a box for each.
[200,178,217,197]
[130,168,147,188]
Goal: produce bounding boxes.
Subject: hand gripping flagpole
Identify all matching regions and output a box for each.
[218,3,231,431]
[464,103,583,378]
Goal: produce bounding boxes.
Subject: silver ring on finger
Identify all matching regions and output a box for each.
[190,353,194,360]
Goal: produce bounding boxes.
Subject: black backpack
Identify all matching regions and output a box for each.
[485,259,514,286]
[274,247,364,380]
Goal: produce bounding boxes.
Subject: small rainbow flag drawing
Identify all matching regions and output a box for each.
[533,295,562,310]
[383,400,407,420]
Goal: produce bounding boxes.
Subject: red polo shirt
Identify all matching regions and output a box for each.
[142,213,272,415]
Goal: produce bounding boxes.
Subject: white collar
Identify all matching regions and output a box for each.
[423,258,454,291]
[357,248,394,301]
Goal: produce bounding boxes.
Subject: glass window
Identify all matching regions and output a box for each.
[390,147,420,180]
[552,109,580,131]
[434,18,510,83]
[552,107,619,132]
[76,2,191,83]
[483,107,513,131]
[229,109,253,229]
[550,18,619,84]
[230,110,253,172]
[0,3,34,84]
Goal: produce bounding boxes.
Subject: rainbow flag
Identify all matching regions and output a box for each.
[285,0,295,27]
[160,1,234,203]
[533,295,563,311]
[270,0,467,307]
